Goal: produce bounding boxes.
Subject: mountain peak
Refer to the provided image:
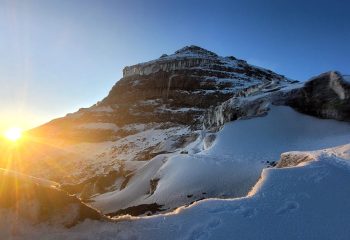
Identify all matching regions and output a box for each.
[174,45,218,57]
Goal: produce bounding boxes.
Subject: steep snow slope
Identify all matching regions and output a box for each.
[122,144,350,240]
[4,144,350,240]
[92,106,350,214]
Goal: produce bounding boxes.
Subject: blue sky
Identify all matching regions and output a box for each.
[0,0,349,130]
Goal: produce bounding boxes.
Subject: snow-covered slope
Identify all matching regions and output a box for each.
[92,106,350,215]
[4,144,350,240]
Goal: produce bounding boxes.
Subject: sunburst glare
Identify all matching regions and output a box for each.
[3,127,22,142]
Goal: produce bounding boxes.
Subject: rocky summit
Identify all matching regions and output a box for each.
[31,45,292,142]
[4,46,350,217]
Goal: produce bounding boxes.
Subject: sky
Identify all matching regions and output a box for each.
[0,0,349,131]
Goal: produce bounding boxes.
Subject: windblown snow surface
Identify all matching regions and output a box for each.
[2,106,350,240]
[92,106,350,214]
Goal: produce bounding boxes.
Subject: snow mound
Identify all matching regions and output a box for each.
[92,106,350,214]
[5,144,350,240]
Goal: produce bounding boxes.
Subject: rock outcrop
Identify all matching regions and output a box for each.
[286,71,350,121]
[0,169,104,227]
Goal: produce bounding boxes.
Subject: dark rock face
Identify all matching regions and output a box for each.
[106,203,164,217]
[0,169,104,227]
[286,71,350,121]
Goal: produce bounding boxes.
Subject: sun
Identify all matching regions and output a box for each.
[3,127,23,142]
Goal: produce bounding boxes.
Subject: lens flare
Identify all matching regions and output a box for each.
[3,127,22,142]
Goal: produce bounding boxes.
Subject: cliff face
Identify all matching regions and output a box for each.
[123,57,213,77]
[122,46,219,77]
[100,45,290,124]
